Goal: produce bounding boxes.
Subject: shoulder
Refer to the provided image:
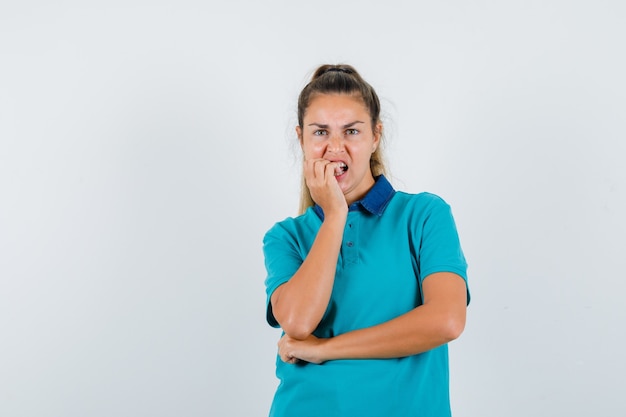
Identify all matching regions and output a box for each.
[263,207,321,242]
[395,191,448,203]
[390,191,452,214]
[382,191,460,233]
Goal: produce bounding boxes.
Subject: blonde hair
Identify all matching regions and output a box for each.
[296,64,388,214]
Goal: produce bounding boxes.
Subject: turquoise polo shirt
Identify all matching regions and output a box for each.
[263,175,469,417]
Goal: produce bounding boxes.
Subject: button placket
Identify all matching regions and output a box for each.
[343,213,359,264]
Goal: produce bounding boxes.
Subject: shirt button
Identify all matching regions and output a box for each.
[346,241,354,247]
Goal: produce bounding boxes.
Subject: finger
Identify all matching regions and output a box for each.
[280,353,297,364]
[303,159,323,184]
[313,159,331,180]
[303,158,316,175]
[323,161,340,181]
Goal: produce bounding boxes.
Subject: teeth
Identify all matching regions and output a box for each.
[334,162,348,176]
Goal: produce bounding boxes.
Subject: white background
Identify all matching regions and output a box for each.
[1,1,625,416]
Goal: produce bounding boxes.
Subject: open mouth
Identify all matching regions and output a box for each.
[334,162,348,177]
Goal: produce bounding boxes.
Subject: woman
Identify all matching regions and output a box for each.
[263,64,470,416]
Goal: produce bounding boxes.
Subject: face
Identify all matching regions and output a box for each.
[297,93,381,205]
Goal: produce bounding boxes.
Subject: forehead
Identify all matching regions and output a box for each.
[304,93,370,123]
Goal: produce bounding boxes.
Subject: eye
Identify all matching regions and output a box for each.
[345,128,359,135]
[313,129,328,136]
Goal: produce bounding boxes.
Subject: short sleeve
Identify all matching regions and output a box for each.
[416,196,470,304]
[262,222,305,328]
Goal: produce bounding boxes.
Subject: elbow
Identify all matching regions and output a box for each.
[270,287,318,340]
[280,317,316,340]
[271,290,324,339]
[271,300,317,340]
[441,313,466,342]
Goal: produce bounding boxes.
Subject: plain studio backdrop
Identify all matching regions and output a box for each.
[1,1,625,416]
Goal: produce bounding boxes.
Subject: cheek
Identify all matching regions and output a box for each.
[347,145,370,162]
[303,142,325,158]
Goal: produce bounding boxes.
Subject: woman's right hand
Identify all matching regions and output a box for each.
[304,159,348,216]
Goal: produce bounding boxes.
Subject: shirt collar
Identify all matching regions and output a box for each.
[312,175,395,220]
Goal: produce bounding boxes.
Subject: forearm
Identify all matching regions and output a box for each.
[280,273,468,363]
[271,213,347,339]
[321,303,465,360]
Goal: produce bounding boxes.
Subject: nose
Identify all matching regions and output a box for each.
[327,132,344,153]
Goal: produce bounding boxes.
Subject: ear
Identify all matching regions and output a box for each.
[296,126,303,148]
[372,122,382,152]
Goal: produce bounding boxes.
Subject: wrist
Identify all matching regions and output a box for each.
[315,337,334,363]
[323,207,348,222]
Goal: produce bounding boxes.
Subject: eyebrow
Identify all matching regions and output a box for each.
[307,121,365,129]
